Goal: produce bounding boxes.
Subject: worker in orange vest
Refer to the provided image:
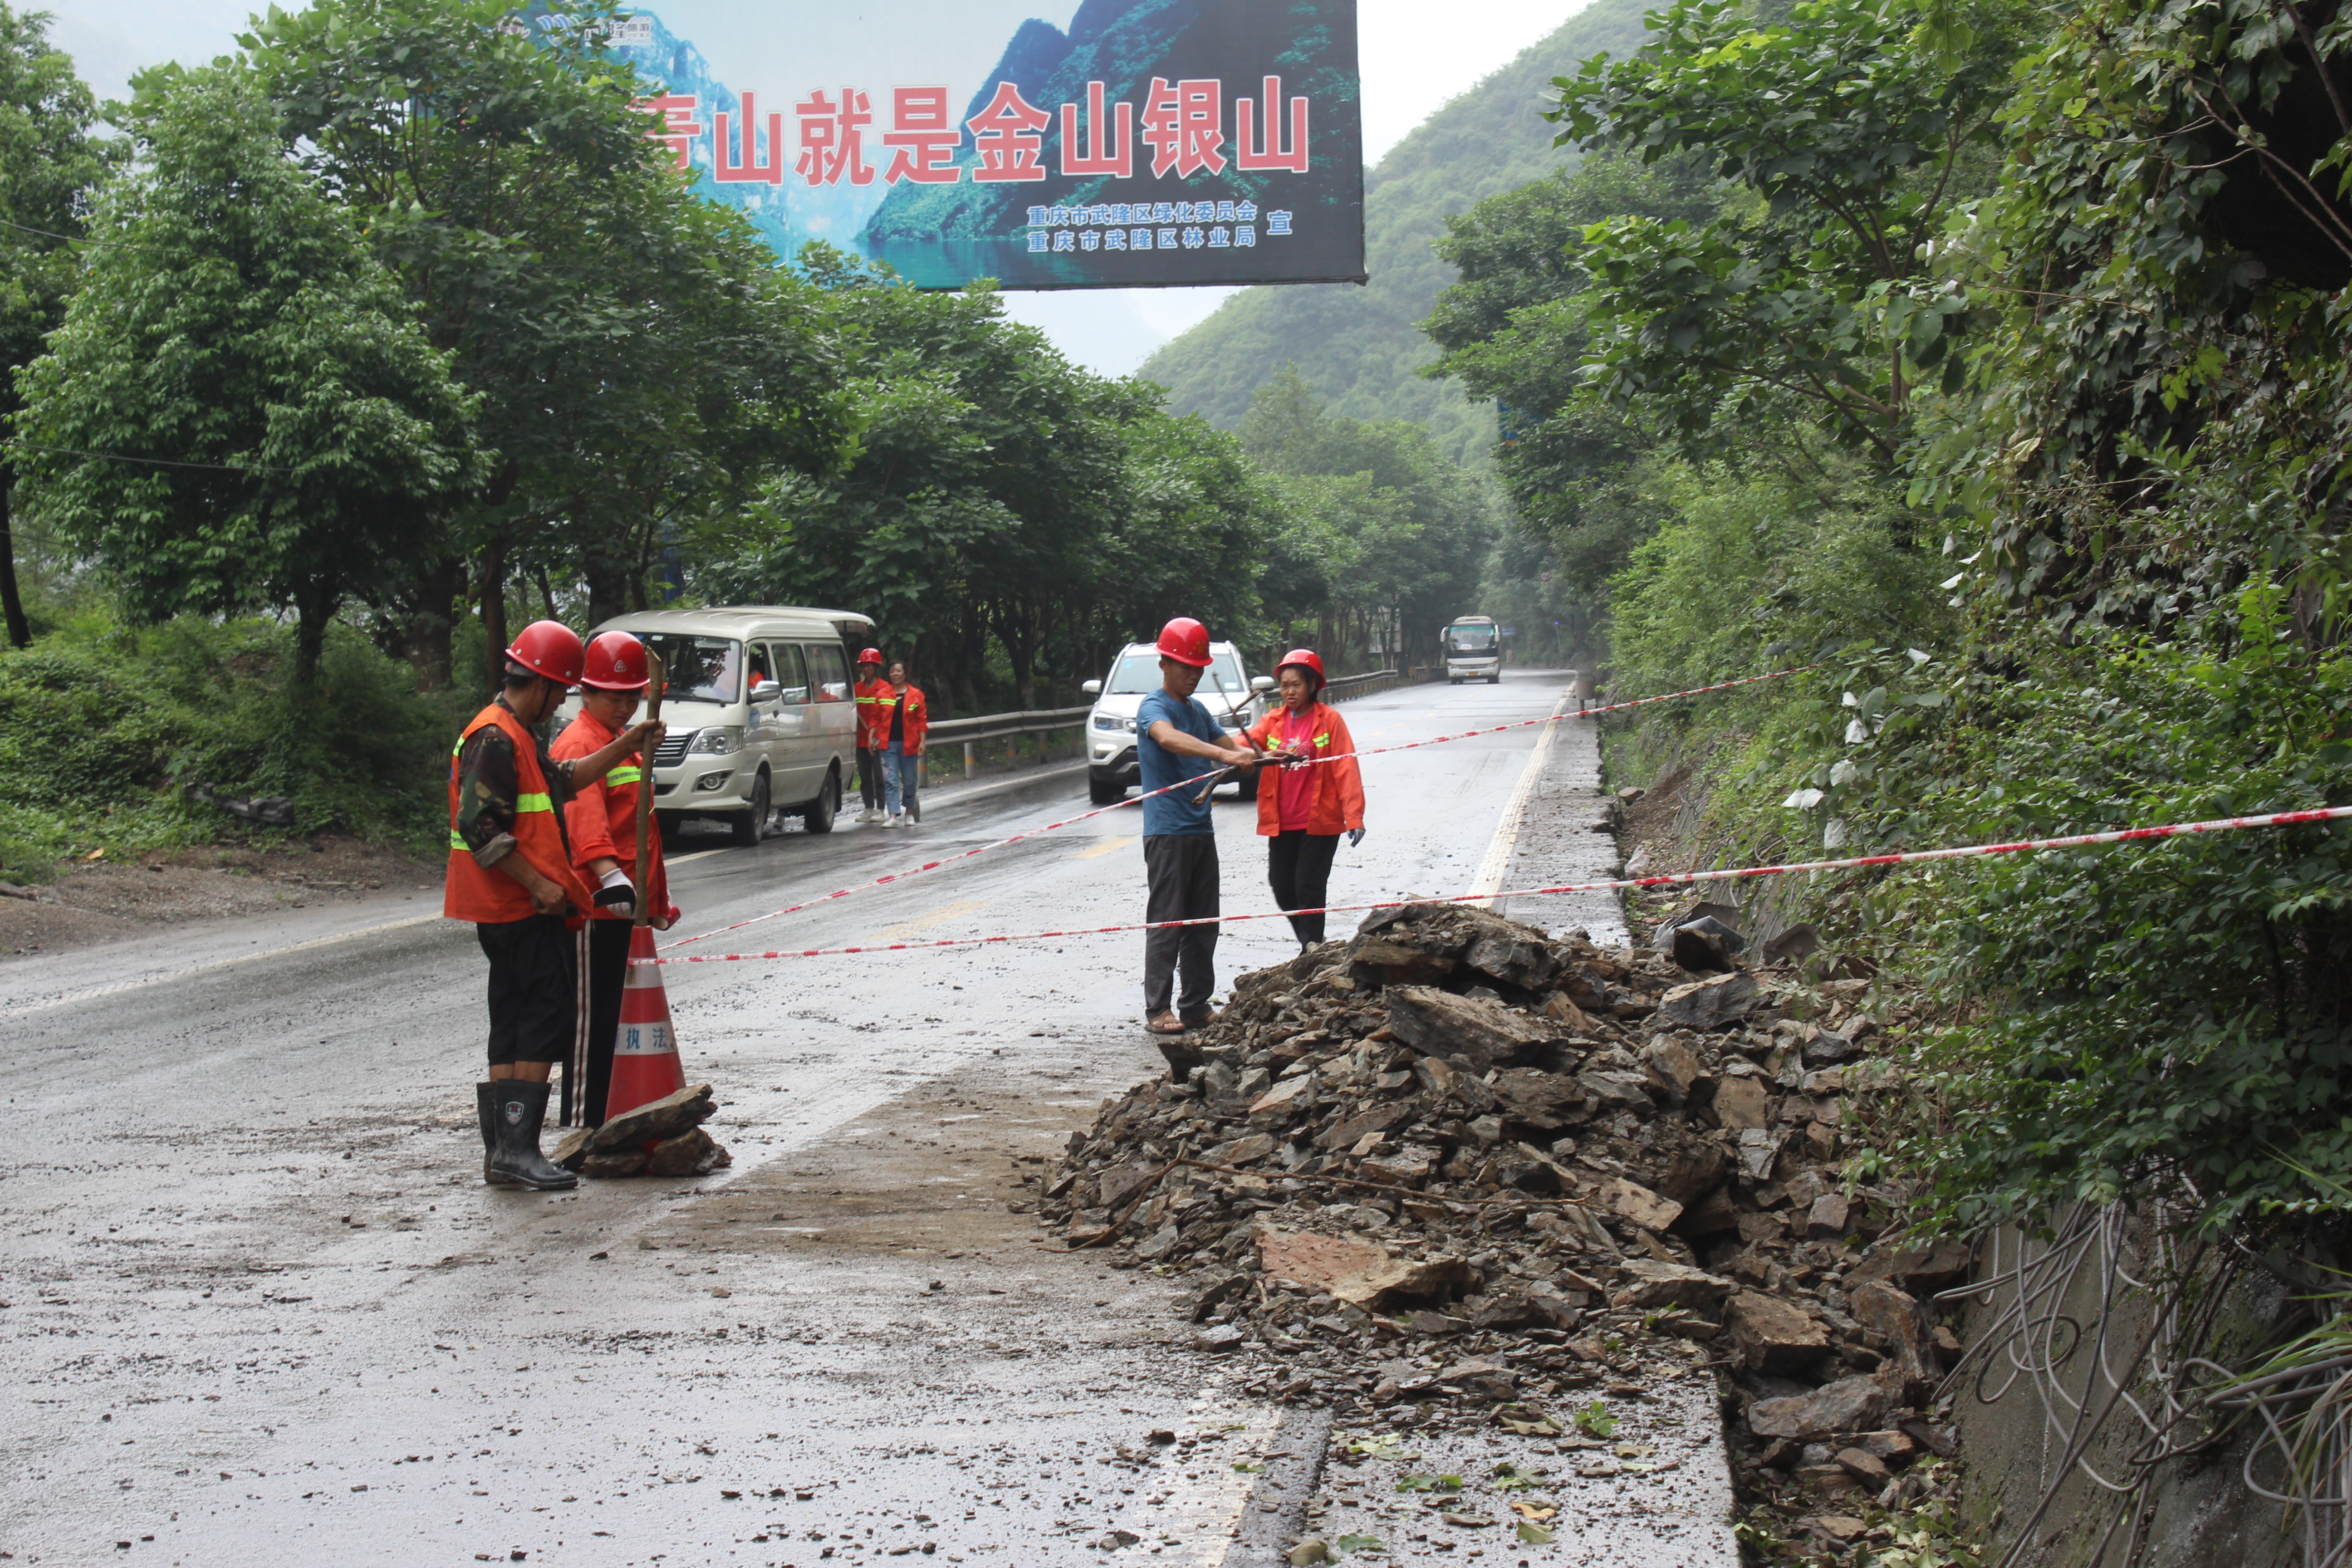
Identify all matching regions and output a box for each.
[1241,649,1367,949]
[446,620,663,1190]
[852,646,890,823]
[875,660,929,827]
[553,631,680,1129]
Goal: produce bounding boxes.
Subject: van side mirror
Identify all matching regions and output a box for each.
[1082,679,1102,696]
[1250,675,1274,693]
[750,679,782,703]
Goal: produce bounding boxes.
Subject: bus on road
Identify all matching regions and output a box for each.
[1443,616,1502,684]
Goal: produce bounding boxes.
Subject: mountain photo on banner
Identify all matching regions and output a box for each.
[565,0,1362,290]
[862,0,1364,288]
[1136,0,1650,459]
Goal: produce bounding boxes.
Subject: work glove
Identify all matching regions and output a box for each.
[593,867,635,918]
[1347,828,1366,849]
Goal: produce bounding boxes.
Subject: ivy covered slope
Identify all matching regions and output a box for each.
[1132,0,1651,458]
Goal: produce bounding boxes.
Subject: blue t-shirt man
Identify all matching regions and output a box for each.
[1135,687,1226,835]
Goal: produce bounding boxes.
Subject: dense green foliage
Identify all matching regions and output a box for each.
[0,615,469,876]
[17,65,485,690]
[1422,0,2352,1242]
[1239,368,1500,665]
[0,3,116,649]
[1134,0,1655,455]
[702,250,1279,711]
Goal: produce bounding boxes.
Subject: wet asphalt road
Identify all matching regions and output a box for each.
[0,672,1715,1568]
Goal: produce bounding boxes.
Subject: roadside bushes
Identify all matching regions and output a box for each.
[1865,591,2352,1235]
[0,615,464,871]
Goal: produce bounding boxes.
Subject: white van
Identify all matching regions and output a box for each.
[1081,640,1273,805]
[562,606,873,846]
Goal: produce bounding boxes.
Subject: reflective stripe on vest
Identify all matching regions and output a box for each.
[604,766,642,787]
[517,791,554,813]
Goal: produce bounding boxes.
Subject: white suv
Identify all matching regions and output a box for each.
[1081,641,1272,806]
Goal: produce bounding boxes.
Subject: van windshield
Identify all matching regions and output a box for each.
[643,636,743,704]
[1446,624,1498,653]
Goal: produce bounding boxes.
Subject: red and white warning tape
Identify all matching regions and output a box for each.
[1573,665,1815,717]
[632,802,2352,965]
[661,666,1816,954]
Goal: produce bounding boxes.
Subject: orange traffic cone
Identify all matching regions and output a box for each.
[604,926,686,1123]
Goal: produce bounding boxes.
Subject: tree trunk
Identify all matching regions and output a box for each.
[292,575,336,695]
[480,537,509,693]
[401,552,463,691]
[0,472,29,649]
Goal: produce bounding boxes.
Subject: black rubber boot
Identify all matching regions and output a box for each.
[485,1079,578,1191]
[475,1082,514,1187]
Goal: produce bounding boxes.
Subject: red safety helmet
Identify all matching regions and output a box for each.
[579,631,650,691]
[1276,648,1327,691]
[506,619,585,686]
[857,646,884,668]
[1155,616,1212,668]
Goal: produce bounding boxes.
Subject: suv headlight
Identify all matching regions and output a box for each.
[686,726,743,755]
[1093,714,1134,733]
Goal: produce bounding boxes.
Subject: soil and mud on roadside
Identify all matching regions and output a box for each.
[0,836,436,957]
[1036,885,1975,1565]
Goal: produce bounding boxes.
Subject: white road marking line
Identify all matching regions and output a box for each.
[0,911,449,1019]
[1468,690,1572,904]
[666,848,731,865]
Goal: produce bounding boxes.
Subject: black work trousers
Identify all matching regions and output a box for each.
[1142,833,1220,1021]
[476,913,575,1068]
[1267,830,1341,947]
[856,745,881,810]
[569,918,634,1127]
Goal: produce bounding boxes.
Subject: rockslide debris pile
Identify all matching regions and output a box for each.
[553,1082,733,1178]
[1035,902,1970,1539]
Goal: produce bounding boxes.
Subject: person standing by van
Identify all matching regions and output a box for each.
[447,621,662,1189]
[877,660,928,827]
[1242,649,1366,949]
[1136,617,1260,1039]
[852,647,889,822]
[554,631,679,1128]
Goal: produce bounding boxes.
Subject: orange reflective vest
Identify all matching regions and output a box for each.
[1243,701,1367,838]
[552,710,670,923]
[874,684,927,755]
[853,677,893,749]
[444,702,596,924]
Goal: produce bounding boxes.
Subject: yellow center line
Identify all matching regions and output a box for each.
[1070,836,1137,861]
[867,898,989,943]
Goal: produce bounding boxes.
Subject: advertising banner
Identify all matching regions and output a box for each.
[532,0,1365,290]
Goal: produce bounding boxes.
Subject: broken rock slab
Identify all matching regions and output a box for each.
[1254,1225,1473,1310]
[588,1082,716,1152]
[1613,1259,1733,1312]
[1725,1291,1831,1376]
[1656,970,1764,1031]
[1748,1374,1889,1440]
[1384,984,1560,1070]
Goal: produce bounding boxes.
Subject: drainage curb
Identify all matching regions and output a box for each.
[1220,1407,1333,1568]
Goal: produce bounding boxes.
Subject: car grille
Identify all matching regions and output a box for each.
[653,732,692,767]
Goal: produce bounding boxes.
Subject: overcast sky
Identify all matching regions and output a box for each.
[48,0,1590,374]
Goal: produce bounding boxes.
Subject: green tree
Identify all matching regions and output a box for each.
[1240,368,1498,669]
[242,0,844,685]
[1424,154,1721,594]
[1546,0,2018,464]
[0,3,117,648]
[15,65,485,690]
